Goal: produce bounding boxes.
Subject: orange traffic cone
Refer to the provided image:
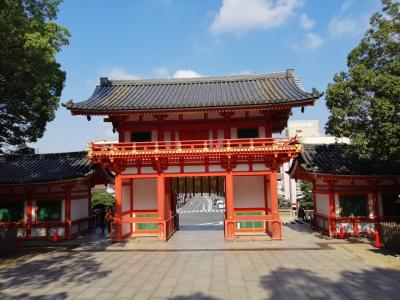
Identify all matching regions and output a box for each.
[52,230,59,243]
[339,224,344,239]
[374,228,381,248]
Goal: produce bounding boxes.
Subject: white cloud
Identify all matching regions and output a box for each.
[105,67,141,80]
[328,15,369,37]
[210,0,304,35]
[173,69,203,78]
[300,13,315,29]
[293,32,324,51]
[230,69,252,75]
[153,66,169,78]
[341,0,354,11]
[305,33,323,49]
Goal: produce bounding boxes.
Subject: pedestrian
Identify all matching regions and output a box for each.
[99,206,106,236]
[105,209,114,236]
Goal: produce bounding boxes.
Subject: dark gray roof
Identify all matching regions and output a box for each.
[290,144,400,176]
[65,70,321,113]
[0,151,97,185]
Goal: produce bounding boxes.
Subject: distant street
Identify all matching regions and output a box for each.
[178,194,225,231]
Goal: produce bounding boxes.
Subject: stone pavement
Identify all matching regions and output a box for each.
[0,222,399,299]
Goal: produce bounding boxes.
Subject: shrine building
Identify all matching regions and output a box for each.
[0,152,111,240]
[65,70,322,241]
[289,144,400,238]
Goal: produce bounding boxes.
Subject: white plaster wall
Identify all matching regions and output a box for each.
[122,167,138,174]
[184,166,205,173]
[218,130,224,140]
[335,193,340,217]
[123,223,131,236]
[315,194,329,216]
[266,178,271,210]
[32,200,36,222]
[164,131,171,141]
[122,186,130,212]
[252,164,269,171]
[233,176,265,208]
[141,167,156,174]
[258,126,265,138]
[71,198,88,221]
[24,200,27,222]
[124,131,130,142]
[165,166,180,173]
[209,165,224,172]
[233,164,249,172]
[368,193,374,218]
[231,128,237,139]
[151,130,157,141]
[133,178,157,210]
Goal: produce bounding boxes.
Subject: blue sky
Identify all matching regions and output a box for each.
[31,0,381,153]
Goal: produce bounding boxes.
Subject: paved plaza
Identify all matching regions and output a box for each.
[1,222,399,300]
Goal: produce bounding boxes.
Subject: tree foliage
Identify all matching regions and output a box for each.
[91,190,114,210]
[325,0,400,162]
[0,0,69,153]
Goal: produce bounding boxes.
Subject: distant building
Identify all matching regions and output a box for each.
[281,120,350,208]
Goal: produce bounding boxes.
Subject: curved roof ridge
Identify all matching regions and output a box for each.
[104,71,288,86]
[1,151,87,161]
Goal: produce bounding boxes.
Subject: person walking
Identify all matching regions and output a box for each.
[105,209,114,237]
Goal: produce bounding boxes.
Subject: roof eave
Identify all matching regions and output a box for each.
[65,98,319,116]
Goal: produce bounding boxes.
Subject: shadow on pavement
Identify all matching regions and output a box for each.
[0,251,111,299]
[260,267,400,298]
[168,292,219,300]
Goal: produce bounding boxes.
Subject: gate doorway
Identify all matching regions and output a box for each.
[171,176,225,232]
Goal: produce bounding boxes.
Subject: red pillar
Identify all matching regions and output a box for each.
[263,175,270,235]
[114,175,123,241]
[64,186,72,240]
[157,174,166,241]
[328,182,336,237]
[26,188,33,237]
[269,171,281,239]
[225,172,235,240]
[372,188,381,247]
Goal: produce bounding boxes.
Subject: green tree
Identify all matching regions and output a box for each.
[0,0,69,153]
[325,0,400,161]
[91,190,114,210]
[299,181,313,210]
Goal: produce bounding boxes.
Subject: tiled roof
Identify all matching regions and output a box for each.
[64,70,321,113]
[290,144,400,176]
[0,151,97,184]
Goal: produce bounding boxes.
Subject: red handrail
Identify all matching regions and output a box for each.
[88,137,301,159]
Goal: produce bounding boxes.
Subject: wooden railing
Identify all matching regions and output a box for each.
[310,212,330,234]
[225,215,282,240]
[71,215,96,237]
[0,216,96,240]
[121,212,179,241]
[335,216,376,236]
[88,137,301,159]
